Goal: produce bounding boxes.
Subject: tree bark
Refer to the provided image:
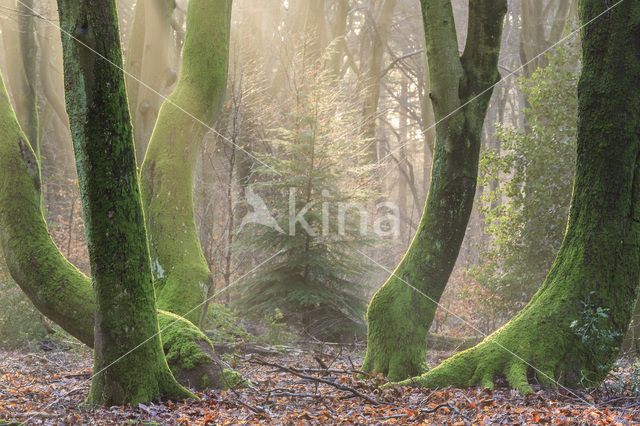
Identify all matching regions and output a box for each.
[125,0,176,165]
[55,0,192,405]
[140,0,232,324]
[400,0,640,393]
[328,0,350,77]
[0,99,231,389]
[1,0,39,157]
[363,0,507,381]
[361,0,398,164]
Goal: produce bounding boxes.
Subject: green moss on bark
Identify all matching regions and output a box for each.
[56,0,195,405]
[398,0,640,392]
[0,69,94,346]
[140,0,232,324]
[158,310,242,390]
[0,67,235,392]
[0,61,236,393]
[363,0,507,381]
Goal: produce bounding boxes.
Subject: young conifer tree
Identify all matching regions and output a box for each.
[236,51,376,341]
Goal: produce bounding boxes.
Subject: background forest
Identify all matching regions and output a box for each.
[1,0,614,349]
[1,0,640,421]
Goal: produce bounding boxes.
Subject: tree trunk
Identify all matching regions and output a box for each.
[0,0,240,395]
[125,0,176,165]
[622,299,640,357]
[140,0,232,324]
[401,0,640,393]
[0,94,232,389]
[2,0,39,157]
[328,0,350,77]
[55,0,192,405]
[363,0,507,381]
[361,0,398,164]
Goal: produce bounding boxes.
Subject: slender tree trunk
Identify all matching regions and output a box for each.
[397,76,409,243]
[2,0,39,157]
[140,0,233,325]
[55,0,192,405]
[328,0,350,77]
[125,0,176,165]
[421,56,436,206]
[403,0,640,392]
[361,0,398,164]
[302,0,327,60]
[363,0,507,381]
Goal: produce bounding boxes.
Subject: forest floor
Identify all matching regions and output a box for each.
[1,343,640,425]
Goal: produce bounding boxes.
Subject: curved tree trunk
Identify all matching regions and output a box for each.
[140,0,232,324]
[0,0,237,394]
[0,58,226,397]
[363,0,507,381]
[401,0,640,393]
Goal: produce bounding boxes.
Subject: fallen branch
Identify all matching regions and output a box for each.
[268,367,368,376]
[421,403,452,414]
[64,372,91,379]
[249,356,381,405]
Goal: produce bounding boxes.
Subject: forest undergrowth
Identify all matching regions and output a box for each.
[1,341,640,424]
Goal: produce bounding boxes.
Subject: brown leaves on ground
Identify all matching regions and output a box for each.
[1,346,639,425]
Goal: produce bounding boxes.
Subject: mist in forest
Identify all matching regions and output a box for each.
[3,0,640,422]
[0,0,593,344]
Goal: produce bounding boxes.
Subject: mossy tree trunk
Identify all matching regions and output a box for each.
[401,0,640,393]
[363,0,507,381]
[140,0,232,325]
[56,0,192,405]
[0,4,236,395]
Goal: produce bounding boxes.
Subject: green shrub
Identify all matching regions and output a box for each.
[202,302,251,345]
[471,43,580,321]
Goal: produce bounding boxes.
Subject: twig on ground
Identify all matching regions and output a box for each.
[218,365,266,416]
[421,402,473,422]
[249,356,381,405]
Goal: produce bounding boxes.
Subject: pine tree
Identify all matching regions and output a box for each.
[236,61,375,341]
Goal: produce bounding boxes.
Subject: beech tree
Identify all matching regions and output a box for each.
[125,0,178,164]
[363,0,507,381]
[400,0,640,392]
[1,0,39,158]
[0,0,236,402]
[140,0,232,324]
[55,0,194,405]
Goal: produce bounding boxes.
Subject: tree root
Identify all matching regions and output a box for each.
[158,311,244,390]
